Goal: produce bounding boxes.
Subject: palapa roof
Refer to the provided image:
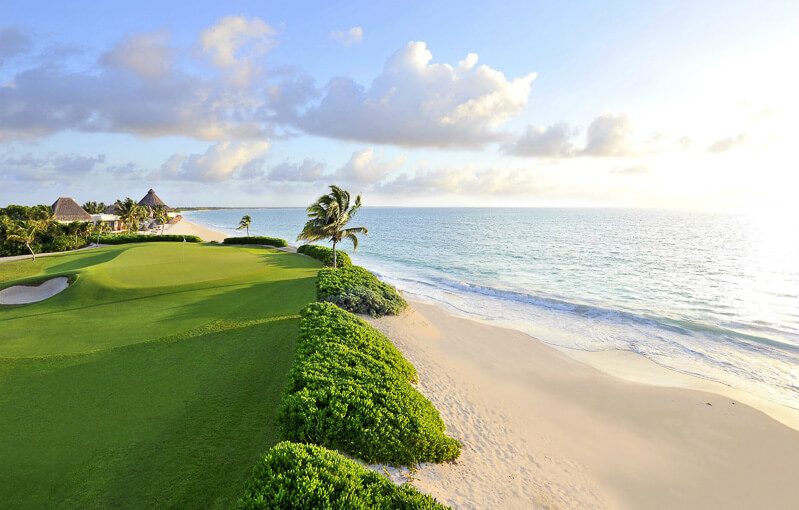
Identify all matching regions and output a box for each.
[138,189,170,210]
[52,197,92,222]
[104,203,123,215]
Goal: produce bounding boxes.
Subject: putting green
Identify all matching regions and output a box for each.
[0,243,320,508]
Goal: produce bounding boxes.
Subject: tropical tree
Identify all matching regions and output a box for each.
[6,220,40,261]
[154,207,169,235]
[116,198,142,232]
[82,201,107,214]
[90,221,110,245]
[298,185,367,268]
[237,215,252,237]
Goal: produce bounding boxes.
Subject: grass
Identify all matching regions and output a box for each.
[0,243,321,508]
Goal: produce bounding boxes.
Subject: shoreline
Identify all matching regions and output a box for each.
[162,218,229,242]
[366,300,799,509]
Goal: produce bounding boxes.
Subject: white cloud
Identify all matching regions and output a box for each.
[335,148,405,183]
[707,133,746,153]
[377,165,541,195]
[200,16,276,86]
[268,158,327,182]
[100,31,172,78]
[503,123,576,157]
[0,152,105,183]
[297,41,536,147]
[156,141,270,182]
[330,26,363,47]
[582,113,632,156]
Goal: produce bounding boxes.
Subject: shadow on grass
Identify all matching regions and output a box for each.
[44,247,128,275]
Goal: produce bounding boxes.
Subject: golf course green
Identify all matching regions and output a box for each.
[0,243,321,508]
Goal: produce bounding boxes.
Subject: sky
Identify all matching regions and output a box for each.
[1,0,797,209]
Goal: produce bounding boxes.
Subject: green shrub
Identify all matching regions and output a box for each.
[279,303,460,466]
[297,244,352,267]
[97,234,202,245]
[238,441,448,509]
[317,266,407,317]
[223,236,288,247]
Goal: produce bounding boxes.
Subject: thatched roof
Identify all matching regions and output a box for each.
[104,203,122,215]
[52,197,92,222]
[138,189,170,210]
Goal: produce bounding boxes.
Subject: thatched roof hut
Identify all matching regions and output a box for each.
[138,189,170,210]
[104,202,123,215]
[52,197,92,222]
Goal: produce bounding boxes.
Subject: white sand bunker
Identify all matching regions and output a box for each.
[0,277,69,305]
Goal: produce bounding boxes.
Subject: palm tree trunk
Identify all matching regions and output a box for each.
[332,239,337,269]
[27,242,35,261]
[246,226,249,237]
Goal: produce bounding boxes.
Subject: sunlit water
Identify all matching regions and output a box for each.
[184,208,799,409]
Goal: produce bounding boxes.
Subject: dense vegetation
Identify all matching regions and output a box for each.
[317,265,408,317]
[279,302,461,465]
[0,243,320,507]
[223,236,288,247]
[238,442,447,510]
[97,234,202,244]
[0,205,94,257]
[297,244,352,267]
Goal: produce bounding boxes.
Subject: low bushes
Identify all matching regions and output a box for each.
[97,234,202,244]
[297,244,352,267]
[278,302,460,465]
[238,441,447,509]
[317,266,407,317]
[223,236,288,248]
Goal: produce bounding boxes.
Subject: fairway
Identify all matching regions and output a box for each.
[0,243,320,508]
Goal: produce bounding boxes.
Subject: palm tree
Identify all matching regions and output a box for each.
[82,201,106,214]
[6,220,40,261]
[298,185,367,268]
[91,221,110,245]
[154,207,169,235]
[237,215,252,237]
[116,198,142,232]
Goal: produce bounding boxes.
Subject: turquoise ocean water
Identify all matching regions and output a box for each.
[183,208,798,409]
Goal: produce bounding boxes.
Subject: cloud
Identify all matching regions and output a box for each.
[201,16,276,86]
[0,26,31,63]
[0,152,105,183]
[611,164,648,175]
[155,141,270,182]
[100,31,172,78]
[502,123,576,157]
[268,158,326,182]
[707,133,746,153]
[330,26,364,47]
[377,165,541,195]
[297,41,536,147]
[335,148,405,183]
[0,26,273,141]
[582,113,632,156]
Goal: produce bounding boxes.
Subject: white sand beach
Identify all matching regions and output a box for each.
[161,218,228,242]
[0,276,69,305]
[367,301,799,510]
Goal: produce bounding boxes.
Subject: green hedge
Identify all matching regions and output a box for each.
[317,266,407,317]
[223,236,288,247]
[97,234,202,245]
[238,442,448,509]
[297,244,352,267]
[279,303,460,465]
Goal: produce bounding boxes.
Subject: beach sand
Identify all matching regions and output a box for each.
[366,301,799,509]
[161,218,228,242]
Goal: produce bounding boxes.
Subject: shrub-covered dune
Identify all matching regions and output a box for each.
[279,302,460,465]
[238,442,447,510]
[297,244,352,268]
[317,265,408,317]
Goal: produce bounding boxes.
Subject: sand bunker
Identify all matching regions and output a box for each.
[0,277,69,305]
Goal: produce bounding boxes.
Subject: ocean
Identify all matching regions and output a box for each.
[183,207,799,410]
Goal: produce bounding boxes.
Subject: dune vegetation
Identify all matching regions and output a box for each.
[0,242,319,508]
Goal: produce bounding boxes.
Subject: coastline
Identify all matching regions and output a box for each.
[366,300,799,509]
[162,218,229,242]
